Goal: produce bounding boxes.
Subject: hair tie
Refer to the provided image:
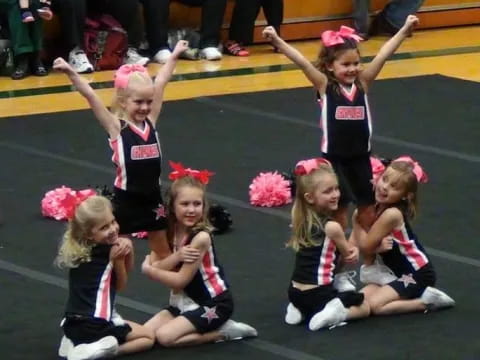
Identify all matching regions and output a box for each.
[294,158,331,176]
[392,156,429,183]
[321,26,363,47]
[114,64,148,89]
[168,161,214,185]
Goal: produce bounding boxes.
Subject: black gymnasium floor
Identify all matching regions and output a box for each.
[1,74,479,360]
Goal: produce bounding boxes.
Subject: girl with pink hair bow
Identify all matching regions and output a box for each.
[352,157,455,316]
[52,40,189,267]
[263,16,419,288]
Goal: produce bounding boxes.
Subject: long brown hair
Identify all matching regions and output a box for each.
[384,161,419,220]
[166,176,213,247]
[287,164,337,251]
[314,38,363,94]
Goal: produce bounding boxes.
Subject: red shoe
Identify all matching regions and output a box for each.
[224,41,249,57]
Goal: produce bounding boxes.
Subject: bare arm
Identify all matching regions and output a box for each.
[151,245,200,270]
[113,256,128,291]
[262,26,327,93]
[52,57,120,138]
[149,40,190,125]
[360,15,419,89]
[142,232,210,290]
[325,221,359,263]
[360,207,403,255]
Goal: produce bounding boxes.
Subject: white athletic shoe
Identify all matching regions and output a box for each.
[199,47,222,61]
[68,47,94,74]
[284,303,304,325]
[219,320,258,341]
[67,336,119,360]
[124,47,149,66]
[58,335,74,358]
[333,271,357,292]
[421,286,455,311]
[308,298,348,331]
[153,49,172,64]
[111,307,126,326]
[360,263,397,285]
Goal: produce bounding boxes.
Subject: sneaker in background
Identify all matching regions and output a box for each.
[124,47,149,66]
[199,47,222,61]
[285,303,303,325]
[219,320,258,341]
[153,49,172,64]
[333,271,357,292]
[68,47,94,74]
[360,263,397,285]
[67,336,118,360]
[421,287,455,311]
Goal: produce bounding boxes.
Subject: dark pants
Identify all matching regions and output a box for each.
[51,0,86,51]
[176,0,227,48]
[0,0,43,56]
[229,0,283,44]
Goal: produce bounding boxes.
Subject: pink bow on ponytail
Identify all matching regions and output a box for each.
[321,26,364,47]
[393,156,429,183]
[114,64,148,89]
[294,158,331,176]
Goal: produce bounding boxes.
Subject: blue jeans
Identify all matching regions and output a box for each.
[353,0,424,32]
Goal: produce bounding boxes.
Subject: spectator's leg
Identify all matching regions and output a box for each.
[383,0,424,29]
[141,0,170,54]
[197,0,227,49]
[352,0,369,36]
[261,0,283,34]
[228,0,259,45]
[51,0,87,52]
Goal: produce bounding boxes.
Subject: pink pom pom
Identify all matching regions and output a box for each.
[249,171,292,207]
[131,231,148,239]
[41,186,97,221]
[370,157,386,184]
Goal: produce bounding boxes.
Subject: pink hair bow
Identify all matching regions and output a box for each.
[168,161,215,185]
[294,158,331,176]
[393,156,429,183]
[370,156,386,183]
[321,26,363,47]
[114,64,148,89]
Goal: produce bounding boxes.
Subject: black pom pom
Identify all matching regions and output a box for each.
[208,203,233,234]
[92,185,114,201]
[281,171,296,198]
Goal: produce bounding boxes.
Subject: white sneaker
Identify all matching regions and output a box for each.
[285,303,303,325]
[421,286,455,311]
[199,47,222,61]
[67,336,118,360]
[58,336,74,358]
[219,320,258,341]
[333,271,357,292]
[124,47,149,66]
[360,264,397,285]
[308,298,348,331]
[68,47,94,74]
[153,49,172,64]
[111,307,126,326]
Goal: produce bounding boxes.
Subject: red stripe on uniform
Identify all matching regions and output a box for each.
[392,228,428,270]
[202,249,226,296]
[319,238,336,285]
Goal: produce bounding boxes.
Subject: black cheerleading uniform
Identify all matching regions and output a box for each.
[109,119,167,234]
[379,209,436,299]
[166,231,233,333]
[63,244,131,345]
[288,221,363,320]
[318,82,375,206]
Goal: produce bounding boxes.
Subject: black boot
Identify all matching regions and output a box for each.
[30,52,48,76]
[11,53,30,80]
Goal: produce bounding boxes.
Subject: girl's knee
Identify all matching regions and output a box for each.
[155,328,176,347]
